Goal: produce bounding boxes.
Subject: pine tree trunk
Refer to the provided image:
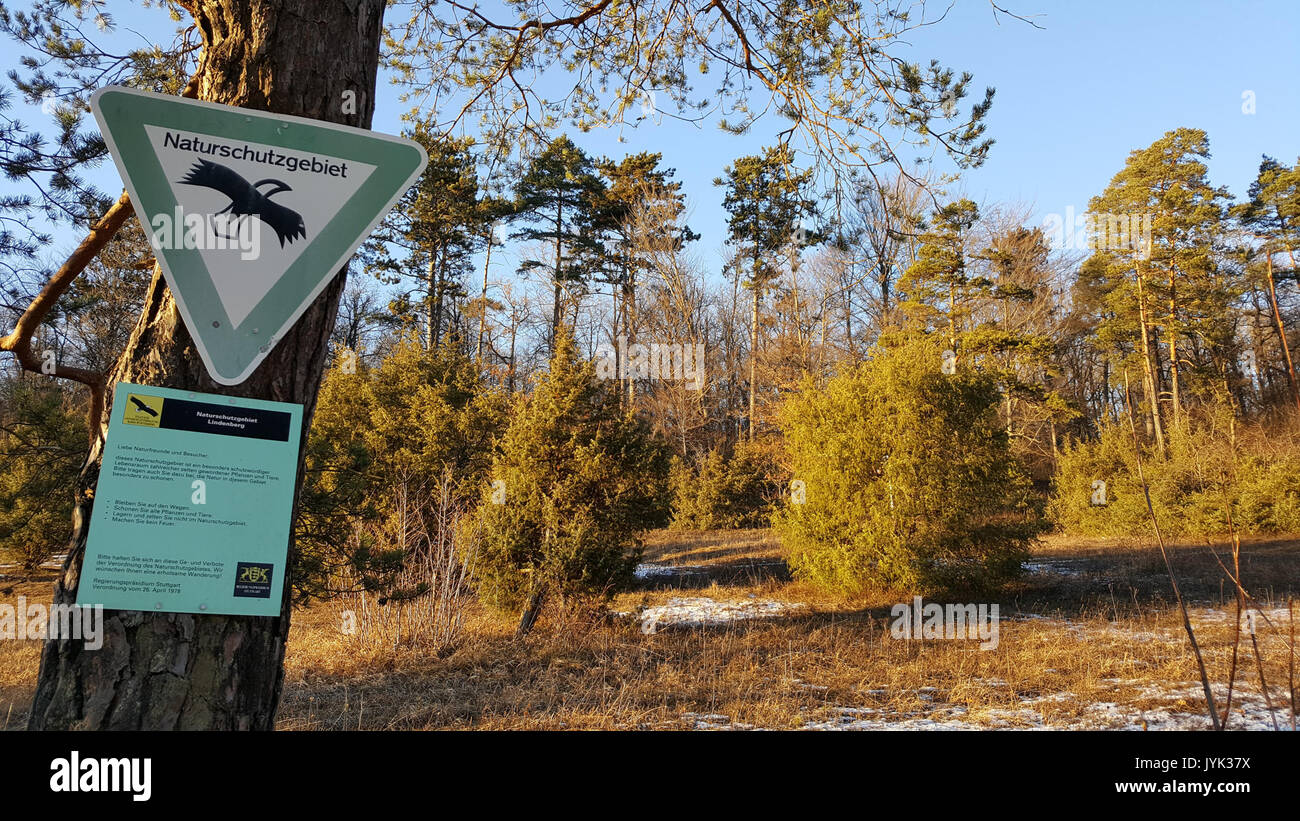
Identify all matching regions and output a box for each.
[749,286,759,441]
[425,256,437,351]
[28,0,386,730]
[1265,254,1300,413]
[1135,262,1166,456]
[1167,268,1181,428]
[551,201,564,349]
[432,249,445,349]
[879,262,891,332]
[476,233,494,363]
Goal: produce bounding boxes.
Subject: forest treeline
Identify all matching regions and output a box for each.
[5,114,1298,613]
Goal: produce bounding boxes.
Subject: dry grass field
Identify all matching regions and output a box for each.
[3,529,1296,731]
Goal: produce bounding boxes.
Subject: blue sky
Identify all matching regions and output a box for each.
[22,0,1300,283]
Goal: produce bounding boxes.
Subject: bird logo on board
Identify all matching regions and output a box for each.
[178,159,307,248]
[233,562,274,598]
[122,393,164,428]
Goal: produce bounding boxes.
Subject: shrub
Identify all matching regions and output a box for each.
[773,335,1042,596]
[297,335,505,602]
[1050,413,1300,538]
[669,438,782,530]
[0,379,87,570]
[466,329,671,631]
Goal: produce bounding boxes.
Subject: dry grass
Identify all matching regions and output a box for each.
[0,570,54,730]
[2,530,1297,730]
[642,528,785,565]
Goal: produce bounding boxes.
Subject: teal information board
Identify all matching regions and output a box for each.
[77,383,303,617]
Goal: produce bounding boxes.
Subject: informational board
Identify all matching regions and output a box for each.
[90,85,427,384]
[77,383,303,617]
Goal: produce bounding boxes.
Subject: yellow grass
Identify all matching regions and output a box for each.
[2,530,1297,730]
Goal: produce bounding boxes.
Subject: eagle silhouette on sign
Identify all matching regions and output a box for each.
[178,159,307,247]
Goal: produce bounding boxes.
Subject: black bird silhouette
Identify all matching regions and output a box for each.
[178,159,306,248]
[129,396,159,417]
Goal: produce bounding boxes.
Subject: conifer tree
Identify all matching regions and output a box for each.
[366,128,487,350]
[774,335,1040,595]
[511,136,605,348]
[1237,156,1300,410]
[896,198,981,361]
[716,145,818,438]
[467,328,669,636]
[1084,128,1232,447]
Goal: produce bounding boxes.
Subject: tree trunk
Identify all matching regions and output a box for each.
[476,231,494,363]
[878,261,891,333]
[1167,267,1181,428]
[947,281,959,366]
[749,286,759,441]
[624,263,636,406]
[551,201,564,349]
[1135,262,1166,456]
[515,586,547,639]
[432,245,447,348]
[28,0,386,730]
[425,256,437,351]
[1265,253,1300,413]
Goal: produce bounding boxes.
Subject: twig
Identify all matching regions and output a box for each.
[1218,530,1241,729]
[1122,373,1220,729]
[1290,598,1296,731]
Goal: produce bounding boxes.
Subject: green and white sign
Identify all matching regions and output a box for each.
[90,86,427,384]
[77,384,303,617]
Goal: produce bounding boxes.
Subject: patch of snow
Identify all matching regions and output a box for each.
[805,680,1294,731]
[1189,606,1294,627]
[1022,560,1086,577]
[679,712,755,730]
[638,596,806,634]
[633,563,698,580]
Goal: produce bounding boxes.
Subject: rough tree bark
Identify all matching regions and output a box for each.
[28,0,387,730]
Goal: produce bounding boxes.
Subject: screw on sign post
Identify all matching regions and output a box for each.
[91,86,428,385]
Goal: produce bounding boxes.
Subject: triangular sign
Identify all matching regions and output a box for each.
[91,86,427,384]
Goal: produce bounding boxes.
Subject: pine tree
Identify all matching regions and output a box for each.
[1084,129,1233,449]
[510,136,606,348]
[968,225,1074,459]
[1237,156,1300,410]
[591,152,694,401]
[715,145,818,439]
[896,198,981,361]
[365,128,487,350]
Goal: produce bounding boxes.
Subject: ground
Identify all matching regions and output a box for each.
[2,529,1297,730]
